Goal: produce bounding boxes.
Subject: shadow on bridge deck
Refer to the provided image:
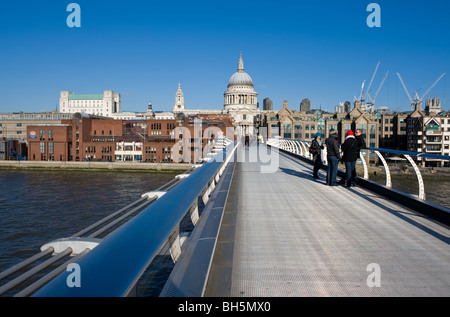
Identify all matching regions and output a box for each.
[204,144,450,297]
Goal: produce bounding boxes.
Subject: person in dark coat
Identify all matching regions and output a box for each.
[338,128,367,184]
[325,129,340,186]
[341,130,358,187]
[309,133,324,179]
[355,128,367,159]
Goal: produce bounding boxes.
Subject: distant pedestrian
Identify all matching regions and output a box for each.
[341,130,358,187]
[245,134,249,147]
[309,133,324,179]
[325,129,340,186]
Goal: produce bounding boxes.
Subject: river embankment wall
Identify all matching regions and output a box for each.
[0,160,191,172]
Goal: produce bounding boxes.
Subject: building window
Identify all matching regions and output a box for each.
[294,125,302,140]
[283,124,292,139]
[48,142,54,153]
[40,142,45,153]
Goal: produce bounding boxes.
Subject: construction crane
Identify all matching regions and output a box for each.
[365,61,381,101]
[397,72,446,110]
[354,80,366,104]
[355,61,389,112]
[366,70,390,111]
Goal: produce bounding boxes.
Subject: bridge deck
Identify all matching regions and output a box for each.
[205,145,450,297]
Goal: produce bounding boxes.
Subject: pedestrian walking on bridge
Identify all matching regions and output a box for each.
[341,130,358,187]
[310,133,324,179]
[325,129,340,186]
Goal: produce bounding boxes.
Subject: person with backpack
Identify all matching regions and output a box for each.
[309,133,324,179]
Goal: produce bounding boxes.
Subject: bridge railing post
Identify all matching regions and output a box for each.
[404,154,426,200]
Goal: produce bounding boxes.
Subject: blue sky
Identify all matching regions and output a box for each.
[0,0,449,113]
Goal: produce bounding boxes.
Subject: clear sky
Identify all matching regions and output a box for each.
[0,0,449,114]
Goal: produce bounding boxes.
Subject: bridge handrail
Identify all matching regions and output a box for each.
[365,147,450,161]
[275,139,450,160]
[269,138,450,201]
[32,139,239,297]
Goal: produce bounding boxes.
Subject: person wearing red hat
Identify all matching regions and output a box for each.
[341,130,359,187]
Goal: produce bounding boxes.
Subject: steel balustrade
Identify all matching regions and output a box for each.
[270,138,450,201]
[29,139,239,297]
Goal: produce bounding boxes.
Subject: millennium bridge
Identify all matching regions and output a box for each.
[0,137,449,297]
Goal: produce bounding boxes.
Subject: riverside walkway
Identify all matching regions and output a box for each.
[204,145,450,297]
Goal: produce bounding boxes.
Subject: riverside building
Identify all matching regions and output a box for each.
[59,90,121,116]
[26,113,234,164]
[0,112,74,160]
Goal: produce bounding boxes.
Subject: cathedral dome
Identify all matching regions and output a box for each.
[228,72,254,87]
[227,53,254,88]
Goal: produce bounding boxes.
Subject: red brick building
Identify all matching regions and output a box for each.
[27,113,234,163]
[27,124,72,161]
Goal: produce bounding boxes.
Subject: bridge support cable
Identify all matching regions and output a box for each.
[0,247,72,296]
[72,197,148,237]
[0,248,54,283]
[14,248,90,297]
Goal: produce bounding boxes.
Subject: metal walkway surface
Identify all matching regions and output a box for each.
[205,145,450,297]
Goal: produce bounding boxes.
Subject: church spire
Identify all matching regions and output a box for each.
[173,82,185,113]
[238,53,244,72]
